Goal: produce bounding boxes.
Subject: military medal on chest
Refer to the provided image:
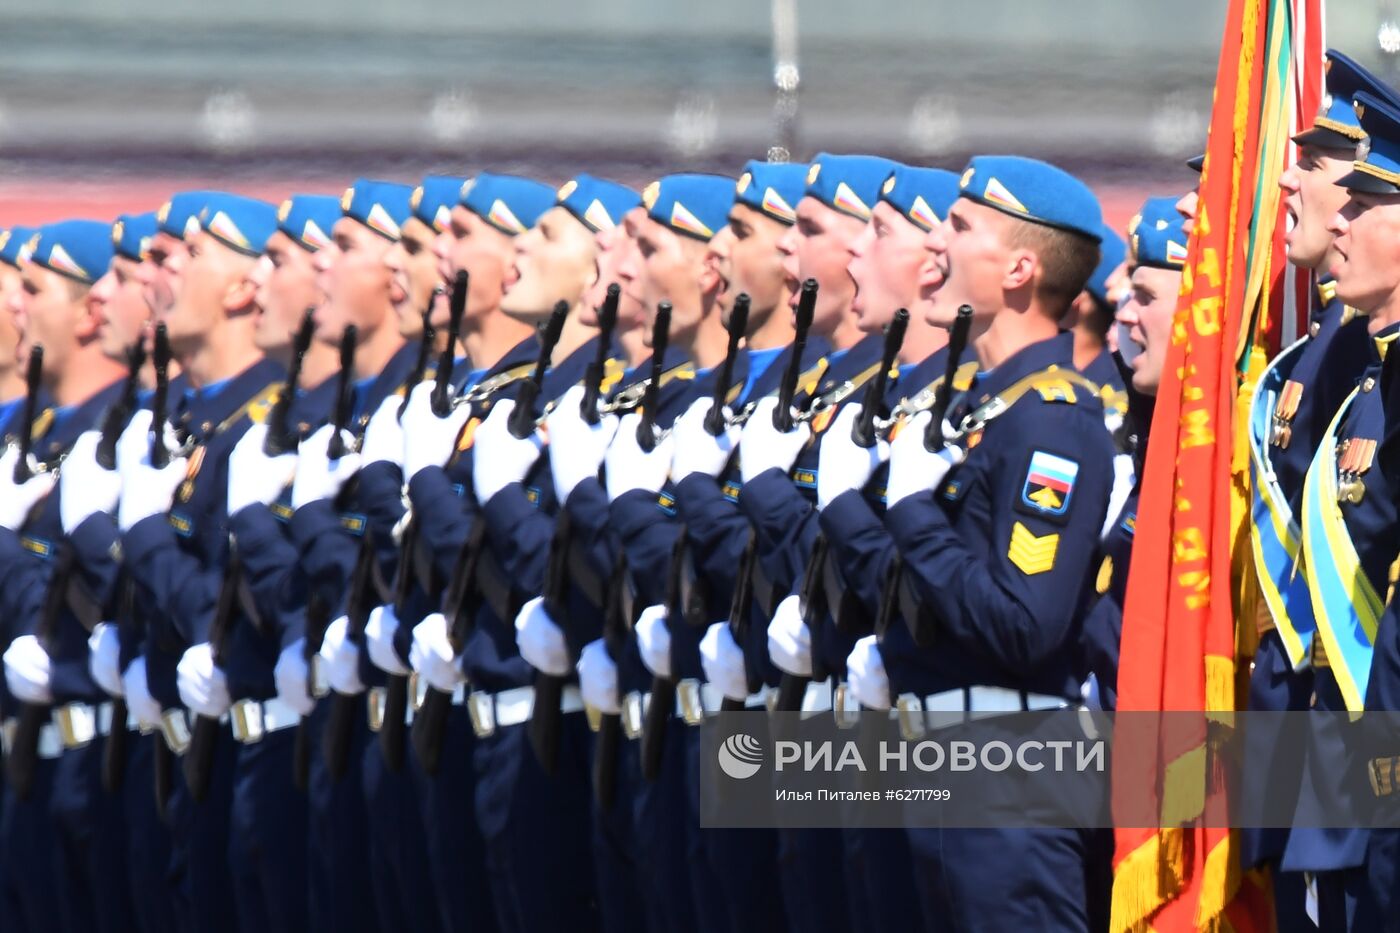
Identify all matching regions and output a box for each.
[1270,380,1303,449]
[1336,435,1376,505]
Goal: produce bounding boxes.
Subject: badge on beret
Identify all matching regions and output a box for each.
[882,176,896,195]
[112,221,125,247]
[959,167,975,189]
[807,164,821,186]
[410,187,424,212]
[642,181,660,210]
[278,200,292,223]
[556,179,578,202]
[341,188,354,212]
[736,172,752,195]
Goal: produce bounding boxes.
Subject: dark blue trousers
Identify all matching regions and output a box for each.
[0,759,64,933]
[306,703,379,933]
[228,728,308,933]
[122,734,178,933]
[631,725,700,933]
[51,737,136,933]
[165,728,240,933]
[590,735,647,933]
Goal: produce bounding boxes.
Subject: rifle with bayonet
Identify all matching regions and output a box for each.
[148,325,172,469]
[527,289,617,774]
[96,341,147,469]
[12,345,43,483]
[264,308,315,457]
[411,300,567,775]
[377,300,439,773]
[875,304,973,644]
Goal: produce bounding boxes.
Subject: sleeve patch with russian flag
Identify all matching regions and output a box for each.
[1017,449,1079,523]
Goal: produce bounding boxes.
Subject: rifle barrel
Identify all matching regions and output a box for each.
[925,305,973,451]
[705,294,750,436]
[635,303,672,452]
[773,279,816,432]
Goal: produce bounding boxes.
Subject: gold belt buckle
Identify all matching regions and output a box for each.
[896,694,927,741]
[467,692,495,739]
[1369,756,1398,797]
[677,679,704,726]
[54,703,95,750]
[230,699,264,744]
[411,673,427,712]
[622,692,644,739]
[0,718,15,756]
[833,683,860,730]
[310,656,329,699]
[584,705,602,732]
[160,709,191,755]
[366,687,387,732]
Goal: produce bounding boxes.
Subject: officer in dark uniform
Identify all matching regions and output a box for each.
[873,156,1116,931]
[0,220,132,933]
[1319,89,1400,930]
[115,192,286,933]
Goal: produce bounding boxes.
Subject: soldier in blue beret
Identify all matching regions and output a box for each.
[0,219,135,933]
[867,154,1116,930]
[387,175,464,348]
[1311,87,1400,929]
[90,212,160,378]
[106,192,286,933]
[0,227,35,439]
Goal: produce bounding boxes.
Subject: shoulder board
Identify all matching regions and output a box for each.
[30,408,55,440]
[798,358,829,396]
[233,383,283,430]
[601,357,627,395]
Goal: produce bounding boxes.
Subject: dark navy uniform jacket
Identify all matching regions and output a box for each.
[880,331,1114,701]
[285,342,420,690]
[0,380,124,707]
[123,358,284,710]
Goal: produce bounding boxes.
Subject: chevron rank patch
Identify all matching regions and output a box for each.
[1008,522,1059,576]
[1018,450,1078,523]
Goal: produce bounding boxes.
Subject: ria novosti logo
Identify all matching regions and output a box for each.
[717,733,764,780]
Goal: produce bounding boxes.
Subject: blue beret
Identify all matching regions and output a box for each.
[112,212,159,262]
[804,154,901,222]
[410,176,468,234]
[0,226,38,270]
[31,220,115,285]
[734,161,808,224]
[1086,224,1128,305]
[1296,50,1400,150]
[641,173,734,242]
[556,174,640,233]
[1128,197,1189,270]
[459,173,555,236]
[879,165,960,232]
[276,195,341,253]
[198,194,279,257]
[958,155,1103,242]
[341,179,414,241]
[157,190,220,240]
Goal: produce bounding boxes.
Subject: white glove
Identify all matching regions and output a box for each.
[766,594,812,678]
[115,408,154,477]
[635,603,672,679]
[401,382,473,480]
[817,404,889,510]
[410,612,465,693]
[227,423,296,516]
[364,604,410,676]
[546,386,619,502]
[577,639,620,715]
[0,447,57,531]
[88,622,124,698]
[700,622,748,702]
[605,412,676,502]
[514,596,571,676]
[3,634,52,704]
[670,397,740,483]
[360,394,407,471]
[273,640,315,716]
[845,635,891,711]
[318,616,364,696]
[176,643,231,719]
[886,411,965,508]
[59,431,122,533]
[471,399,543,504]
[739,396,811,484]
[122,656,162,728]
[116,433,189,532]
[1101,453,1136,541]
[291,424,361,510]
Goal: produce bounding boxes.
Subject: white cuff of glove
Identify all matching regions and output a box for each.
[88,622,125,698]
[122,657,162,728]
[845,634,891,711]
[604,413,676,502]
[364,604,410,676]
[410,613,465,693]
[700,622,749,702]
[3,634,52,704]
[273,640,315,716]
[766,594,812,678]
[738,396,811,485]
[514,596,572,677]
[886,411,963,508]
[546,386,619,503]
[816,404,888,511]
[635,604,672,679]
[577,639,620,715]
[318,616,365,696]
[176,643,231,719]
[60,431,121,534]
[470,400,544,504]
[360,394,407,471]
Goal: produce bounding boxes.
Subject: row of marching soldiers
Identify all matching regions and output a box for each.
[0,47,1390,932]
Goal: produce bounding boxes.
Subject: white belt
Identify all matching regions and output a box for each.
[923,686,1068,714]
[801,678,834,716]
[410,676,465,712]
[229,697,302,744]
[468,684,584,738]
[0,716,63,760]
